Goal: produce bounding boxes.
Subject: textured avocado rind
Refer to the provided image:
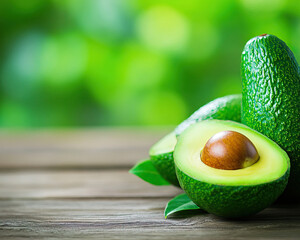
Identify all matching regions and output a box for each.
[175,94,242,136]
[176,166,290,218]
[241,34,300,201]
[150,152,180,187]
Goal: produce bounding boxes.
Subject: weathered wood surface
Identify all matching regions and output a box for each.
[0,170,180,198]
[1,199,299,239]
[0,128,171,169]
[0,129,299,239]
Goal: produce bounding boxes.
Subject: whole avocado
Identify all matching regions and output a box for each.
[241,34,300,202]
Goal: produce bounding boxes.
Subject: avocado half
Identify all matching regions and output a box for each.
[174,120,290,218]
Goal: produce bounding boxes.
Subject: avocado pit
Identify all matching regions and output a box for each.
[201,130,259,170]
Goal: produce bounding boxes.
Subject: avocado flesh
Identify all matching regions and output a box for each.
[149,94,242,187]
[174,120,290,218]
[241,34,300,201]
[149,132,179,186]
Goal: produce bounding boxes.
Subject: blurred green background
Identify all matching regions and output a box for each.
[0,0,299,128]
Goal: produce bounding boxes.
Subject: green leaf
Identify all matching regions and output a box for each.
[129,159,171,186]
[164,193,201,218]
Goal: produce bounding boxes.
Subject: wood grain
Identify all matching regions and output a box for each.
[1,199,299,239]
[0,128,299,239]
[0,128,172,169]
[0,170,181,199]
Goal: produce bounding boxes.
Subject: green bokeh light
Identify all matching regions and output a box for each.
[136,5,189,54]
[0,0,299,128]
[40,32,87,87]
[137,91,187,125]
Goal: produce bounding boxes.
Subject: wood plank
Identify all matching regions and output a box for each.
[1,129,299,239]
[0,169,181,199]
[0,199,299,239]
[0,128,172,169]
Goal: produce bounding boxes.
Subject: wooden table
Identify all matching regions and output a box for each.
[0,128,299,239]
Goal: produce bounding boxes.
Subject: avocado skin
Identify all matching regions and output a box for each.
[241,34,300,202]
[176,166,290,218]
[150,152,180,187]
[175,94,242,136]
[150,94,242,187]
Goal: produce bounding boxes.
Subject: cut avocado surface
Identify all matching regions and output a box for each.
[174,120,290,218]
[149,132,177,156]
[149,132,179,186]
[241,34,300,201]
[149,94,242,186]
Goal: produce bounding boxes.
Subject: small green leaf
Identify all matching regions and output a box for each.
[164,193,201,218]
[129,159,170,186]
